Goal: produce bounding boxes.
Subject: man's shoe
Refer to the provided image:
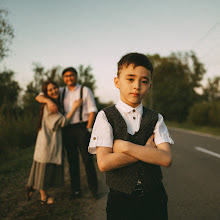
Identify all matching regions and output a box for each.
[71,191,81,199]
[91,190,99,199]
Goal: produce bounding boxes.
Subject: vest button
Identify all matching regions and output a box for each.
[93,137,96,140]
[133,109,136,112]
[133,117,136,120]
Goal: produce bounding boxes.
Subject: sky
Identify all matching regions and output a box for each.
[1,0,220,103]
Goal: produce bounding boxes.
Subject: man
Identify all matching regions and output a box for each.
[36,67,98,199]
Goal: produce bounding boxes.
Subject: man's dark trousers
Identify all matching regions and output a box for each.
[62,122,98,194]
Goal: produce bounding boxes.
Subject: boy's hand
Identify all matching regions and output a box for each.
[145,134,156,148]
[113,139,128,153]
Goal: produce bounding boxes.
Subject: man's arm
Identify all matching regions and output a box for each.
[85,87,97,129]
[113,135,172,167]
[87,112,96,129]
[96,147,138,172]
[35,94,58,113]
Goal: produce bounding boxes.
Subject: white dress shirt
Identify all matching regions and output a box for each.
[60,84,97,124]
[88,99,174,154]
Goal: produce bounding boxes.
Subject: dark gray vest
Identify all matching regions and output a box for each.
[103,105,163,194]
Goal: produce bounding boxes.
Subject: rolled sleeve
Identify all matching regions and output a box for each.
[88,110,113,154]
[154,113,174,146]
[85,87,97,113]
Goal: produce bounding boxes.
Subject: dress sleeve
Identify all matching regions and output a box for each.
[88,110,113,154]
[44,105,70,131]
[153,113,174,146]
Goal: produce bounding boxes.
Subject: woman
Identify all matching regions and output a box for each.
[26,81,82,204]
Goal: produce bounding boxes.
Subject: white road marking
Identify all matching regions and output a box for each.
[195,146,220,159]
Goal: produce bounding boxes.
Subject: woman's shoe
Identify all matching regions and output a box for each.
[25,186,35,201]
[41,196,54,205]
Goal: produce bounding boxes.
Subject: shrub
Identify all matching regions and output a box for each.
[0,112,38,154]
[188,101,220,127]
[208,101,220,127]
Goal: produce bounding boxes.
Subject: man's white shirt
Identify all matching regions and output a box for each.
[88,99,174,154]
[59,84,97,124]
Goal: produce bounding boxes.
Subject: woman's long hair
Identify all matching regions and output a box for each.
[37,81,60,130]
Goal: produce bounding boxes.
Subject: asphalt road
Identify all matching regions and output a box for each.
[88,128,220,220]
[163,128,220,220]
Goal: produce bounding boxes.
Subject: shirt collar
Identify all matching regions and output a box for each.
[66,83,80,92]
[116,99,143,116]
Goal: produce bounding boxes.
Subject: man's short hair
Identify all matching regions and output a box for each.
[62,67,78,76]
[117,53,153,77]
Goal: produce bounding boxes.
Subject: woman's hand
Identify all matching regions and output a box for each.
[72,98,83,110]
[66,99,83,119]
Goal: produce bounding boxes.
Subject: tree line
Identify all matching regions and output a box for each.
[143,52,220,126]
[0,63,113,154]
[0,9,219,154]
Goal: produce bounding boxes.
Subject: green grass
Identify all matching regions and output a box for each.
[0,146,34,188]
[167,121,220,137]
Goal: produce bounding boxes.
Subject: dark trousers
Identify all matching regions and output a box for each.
[106,184,168,220]
[62,122,98,193]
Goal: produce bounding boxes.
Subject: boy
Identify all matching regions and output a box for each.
[89,53,174,219]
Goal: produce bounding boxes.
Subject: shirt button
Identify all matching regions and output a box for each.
[133,117,136,120]
[93,137,96,140]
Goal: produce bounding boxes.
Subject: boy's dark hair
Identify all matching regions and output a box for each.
[117,52,153,77]
[62,67,78,76]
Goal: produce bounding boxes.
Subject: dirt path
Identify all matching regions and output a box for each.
[0,156,108,220]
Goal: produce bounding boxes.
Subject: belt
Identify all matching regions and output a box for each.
[110,182,164,200]
[110,184,145,200]
[68,121,87,128]
[132,183,145,199]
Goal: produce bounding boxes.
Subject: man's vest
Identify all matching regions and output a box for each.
[103,105,163,194]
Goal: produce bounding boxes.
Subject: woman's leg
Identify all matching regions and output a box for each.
[40,189,54,204]
[25,185,35,201]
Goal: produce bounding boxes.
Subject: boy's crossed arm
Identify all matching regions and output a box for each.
[114,134,172,168]
[96,134,172,172]
[96,147,138,172]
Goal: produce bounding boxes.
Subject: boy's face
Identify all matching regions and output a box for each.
[114,64,152,108]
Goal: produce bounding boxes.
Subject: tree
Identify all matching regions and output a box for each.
[0,70,21,114]
[77,65,96,93]
[22,63,112,114]
[76,64,112,110]
[143,51,206,122]
[188,52,206,88]
[0,9,14,62]
[203,76,220,101]
[22,63,62,114]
